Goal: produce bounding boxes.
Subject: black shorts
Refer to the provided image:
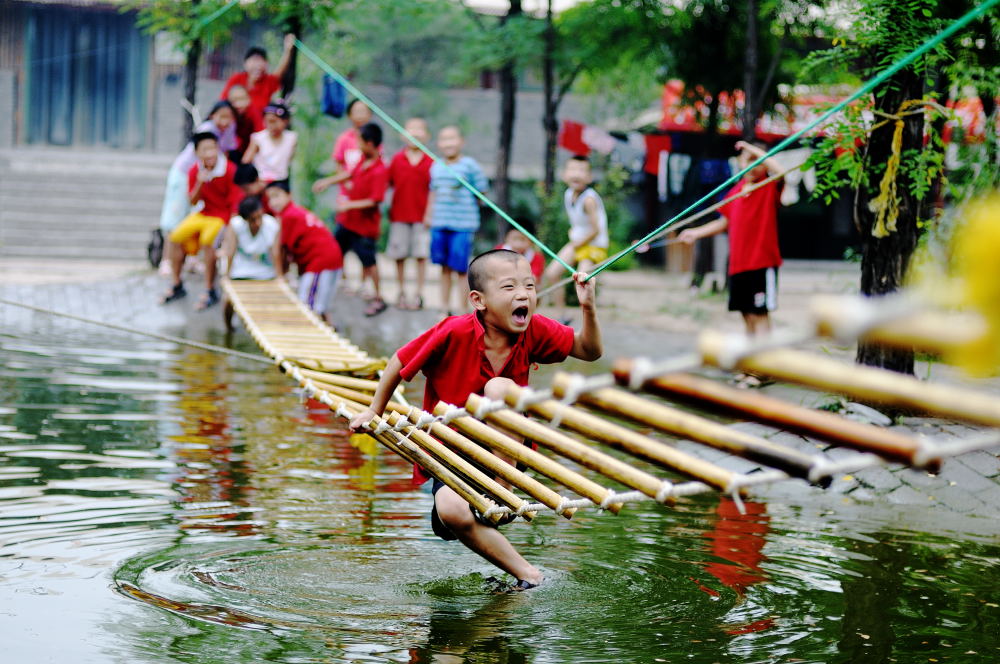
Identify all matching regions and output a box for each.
[430,478,501,541]
[334,225,377,268]
[728,267,778,314]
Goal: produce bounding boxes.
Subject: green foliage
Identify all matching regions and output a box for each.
[127,0,243,50]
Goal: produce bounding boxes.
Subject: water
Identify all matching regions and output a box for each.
[2,321,1000,663]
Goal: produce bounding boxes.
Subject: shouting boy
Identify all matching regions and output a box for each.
[350,249,602,589]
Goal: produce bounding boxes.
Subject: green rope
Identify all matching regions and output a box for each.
[193,0,241,38]
[293,39,576,273]
[586,0,999,281]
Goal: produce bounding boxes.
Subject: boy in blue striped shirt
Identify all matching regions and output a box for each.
[424,126,488,314]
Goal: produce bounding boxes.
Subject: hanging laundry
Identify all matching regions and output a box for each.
[558,120,590,155]
[582,125,618,154]
[643,134,673,174]
[669,153,692,196]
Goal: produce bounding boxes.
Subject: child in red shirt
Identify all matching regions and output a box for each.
[161,132,240,310]
[266,182,345,325]
[350,249,602,590]
[495,223,544,281]
[386,117,433,310]
[314,123,390,317]
[220,37,295,120]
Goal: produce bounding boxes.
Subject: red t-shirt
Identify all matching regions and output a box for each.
[495,243,545,280]
[279,202,344,273]
[718,177,784,275]
[187,160,239,221]
[339,157,389,238]
[221,72,281,117]
[388,149,432,222]
[397,312,575,485]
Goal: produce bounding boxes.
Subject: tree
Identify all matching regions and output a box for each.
[805,0,999,374]
[129,0,242,143]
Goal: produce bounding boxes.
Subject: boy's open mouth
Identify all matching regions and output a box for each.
[511,306,529,326]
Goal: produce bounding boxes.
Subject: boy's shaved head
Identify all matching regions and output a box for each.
[468,249,525,292]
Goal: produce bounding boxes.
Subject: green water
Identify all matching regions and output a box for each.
[1,325,999,663]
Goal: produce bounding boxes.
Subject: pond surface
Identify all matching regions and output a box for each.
[1,316,999,663]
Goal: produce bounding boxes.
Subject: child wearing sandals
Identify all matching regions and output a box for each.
[313,122,390,317]
[161,132,241,310]
[349,249,602,590]
[386,118,434,311]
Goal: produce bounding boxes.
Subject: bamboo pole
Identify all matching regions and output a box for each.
[297,369,379,392]
[613,360,935,469]
[467,394,677,503]
[502,384,736,490]
[550,372,825,484]
[433,402,625,513]
[314,382,577,519]
[699,330,1000,429]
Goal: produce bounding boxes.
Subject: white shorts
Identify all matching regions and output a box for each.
[385,222,431,260]
[297,269,341,315]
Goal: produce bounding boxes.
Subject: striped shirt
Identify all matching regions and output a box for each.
[429,156,488,231]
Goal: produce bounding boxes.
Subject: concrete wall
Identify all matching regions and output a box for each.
[0,71,15,148]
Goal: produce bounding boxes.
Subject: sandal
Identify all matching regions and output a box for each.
[364,298,387,317]
[195,287,219,311]
[411,295,424,310]
[512,578,540,591]
[160,283,187,305]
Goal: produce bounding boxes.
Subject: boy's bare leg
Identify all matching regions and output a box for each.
[167,242,185,287]
[434,486,543,584]
[742,312,771,336]
[440,266,453,312]
[415,258,426,305]
[223,299,235,331]
[363,264,382,302]
[395,259,407,305]
[203,244,217,291]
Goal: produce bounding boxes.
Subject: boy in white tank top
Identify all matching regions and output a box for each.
[542,155,608,320]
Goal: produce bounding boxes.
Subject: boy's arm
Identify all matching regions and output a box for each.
[736,140,783,176]
[271,233,287,278]
[241,138,259,164]
[220,225,237,276]
[349,353,404,430]
[339,198,378,211]
[311,171,350,193]
[678,216,728,244]
[571,196,601,248]
[272,34,296,81]
[569,272,602,361]
[423,190,435,227]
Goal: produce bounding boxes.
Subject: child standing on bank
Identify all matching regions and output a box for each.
[242,102,297,186]
[387,118,434,310]
[426,126,488,315]
[220,36,295,119]
[350,249,602,589]
[314,123,390,317]
[496,223,544,281]
[266,182,345,325]
[678,140,784,343]
[541,156,609,320]
[161,132,240,310]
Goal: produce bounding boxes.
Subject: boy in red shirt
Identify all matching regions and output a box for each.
[220,36,295,120]
[350,249,602,590]
[386,118,433,310]
[266,182,345,325]
[314,123,390,317]
[679,140,784,338]
[161,132,240,310]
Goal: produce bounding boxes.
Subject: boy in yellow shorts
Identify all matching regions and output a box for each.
[542,155,608,320]
[161,132,240,310]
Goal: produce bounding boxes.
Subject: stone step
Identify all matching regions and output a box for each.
[0,210,162,227]
[0,174,168,197]
[1,226,151,244]
[0,147,173,169]
[0,195,163,216]
[0,243,150,261]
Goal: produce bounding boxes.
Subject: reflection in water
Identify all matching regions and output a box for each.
[2,327,1000,663]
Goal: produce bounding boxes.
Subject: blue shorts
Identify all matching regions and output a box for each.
[430,228,474,273]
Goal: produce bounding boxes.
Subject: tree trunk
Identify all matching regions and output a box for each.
[542,0,558,195]
[855,69,926,374]
[183,37,202,143]
[741,0,758,142]
[280,16,302,100]
[494,0,522,239]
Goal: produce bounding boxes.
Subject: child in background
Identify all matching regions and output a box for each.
[159,101,237,242]
[678,140,785,346]
[314,123,390,317]
[161,133,240,310]
[425,126,488,315]
[220,196,280,330]
[233,164,274,215]
[542,155,608,320]
[227,85,261,163]
[349,249,602,589]
[331,99,375,174]
[266,182,345,325]
[220,36,295,119]
[386,117,434,310]
[242,102,297,186]
[496,223,544,281]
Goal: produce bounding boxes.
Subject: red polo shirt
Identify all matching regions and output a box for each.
[279,202,344,273]
[388,149,432,222]
[339,157,389,238]
[221,72,281,116]
[718,177,784,275]
[187,160,239,221]
[397,312,575,485]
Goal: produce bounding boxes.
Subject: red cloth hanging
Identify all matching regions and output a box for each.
[643,134,673,174]
[558,120,590,155]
